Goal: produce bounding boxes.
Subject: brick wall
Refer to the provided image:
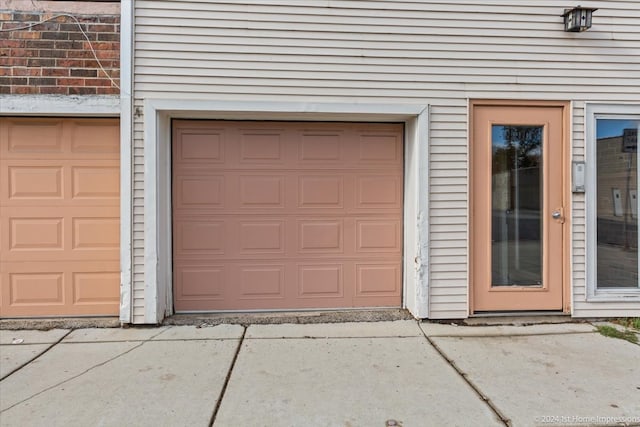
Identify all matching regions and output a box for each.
[0,10,120,95]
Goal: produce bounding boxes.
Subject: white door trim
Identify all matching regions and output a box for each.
[143,99,430,323]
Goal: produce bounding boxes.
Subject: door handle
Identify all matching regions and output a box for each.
[552,208,565,223]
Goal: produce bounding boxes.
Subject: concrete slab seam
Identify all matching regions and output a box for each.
[418,327,511,426]
[0,327,168,414]
[0,329,73,382]
[209,326,247,427]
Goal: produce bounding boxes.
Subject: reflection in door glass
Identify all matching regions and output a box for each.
[491,125,543,286]
[596,119,640,288]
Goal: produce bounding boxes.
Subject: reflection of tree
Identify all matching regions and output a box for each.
[493,127,542,173]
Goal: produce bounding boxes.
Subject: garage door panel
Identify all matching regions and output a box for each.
[357,175,403,208]
[356,219,402,253]
[173,175,225,209]
[3,119,65,155]
[70,120,120,155]
[238,174,285,208]
[298,263,345,299]
[173,128,226,164]
[174,264,227,302]
[298,220,344,254]
[355,263,402,296]
[173,120,402,312]
[2,160,119,207]
[238,264,286,300]
[2,207,119,263]
[71,165,119,199]
[173,219,226,256]
[0,261,119,317]
[0,118,119,317]
[298,132,343,162]
[298,175,344,208]
[357,132,403,163]
[238,220,286,255]
[239,130,285,164]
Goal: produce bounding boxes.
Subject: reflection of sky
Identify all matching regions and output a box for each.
[492,126,508,147]
[491,125,541,156]
[597,119,640,139]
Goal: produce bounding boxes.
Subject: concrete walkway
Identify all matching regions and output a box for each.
[0,321,638,427]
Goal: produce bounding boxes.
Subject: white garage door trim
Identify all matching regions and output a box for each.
[143,99,429,324]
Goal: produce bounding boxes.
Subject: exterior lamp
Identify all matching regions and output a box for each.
[563,6,597,32]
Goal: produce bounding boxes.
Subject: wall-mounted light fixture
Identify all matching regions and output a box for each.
[563,6,597,32]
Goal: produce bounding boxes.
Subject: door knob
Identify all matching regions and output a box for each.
[552,208,565,223]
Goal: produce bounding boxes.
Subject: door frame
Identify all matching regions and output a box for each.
[143,99,429,323]
[469,99,572,315]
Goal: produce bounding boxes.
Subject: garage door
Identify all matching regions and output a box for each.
[0,118,120,317]
[172,120,403,311]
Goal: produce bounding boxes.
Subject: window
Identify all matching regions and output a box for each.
[587,104,640,300]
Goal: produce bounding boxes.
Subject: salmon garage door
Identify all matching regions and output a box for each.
[0,118,120,317]
[172,120,404,311]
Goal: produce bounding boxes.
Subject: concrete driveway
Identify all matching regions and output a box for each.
[1,321,638,427]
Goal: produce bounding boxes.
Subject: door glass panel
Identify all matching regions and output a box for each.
[491,125,543,286]
[596,118,640,288]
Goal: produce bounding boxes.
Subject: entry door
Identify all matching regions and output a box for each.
[472,103,567,312]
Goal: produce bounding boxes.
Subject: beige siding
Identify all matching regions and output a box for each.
[132,0,640,322]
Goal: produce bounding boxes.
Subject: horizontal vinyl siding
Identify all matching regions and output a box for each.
[133,0,640,320]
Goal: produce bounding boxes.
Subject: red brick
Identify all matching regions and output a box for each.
[87,59,119,68]
[95,50,118,59]
[10,48,39,58]
[59,23,82,32]
[71,68,97,77]
[28,77,56,85]
[56,58,85,68]
[69,32,96,41]
[98,33,120,42]
[54,41,75,50]
[98,69,120,78]
[27,40,55,49]
[88,24,115,32]
[97,16,119,24]
[83,41,119,51]
[3,40,25,48]
[42,68,69,77]
[39,49,67,58]
[41,32,69,41]
[69,86,97,95]
[12,13,41,21]
[0,67,10,76]
[39,86,67,94]
[1,57,27,66]
[12,85,39,94]
[26,58,54,67]
[83,78,113,87]
[0,85,9,94]
[66,50,93,59]
[14,31,41,39]
[12,67,41,76]
[97,86,119,95]
[56,78,85,86]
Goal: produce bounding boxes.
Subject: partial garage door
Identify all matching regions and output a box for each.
[0,118,120,317]
[172,120,403,311]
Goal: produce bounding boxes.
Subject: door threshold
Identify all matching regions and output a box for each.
[471,310,568,317]
[465,312,572,326]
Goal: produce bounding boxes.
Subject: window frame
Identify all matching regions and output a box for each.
[586,103,640,301]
